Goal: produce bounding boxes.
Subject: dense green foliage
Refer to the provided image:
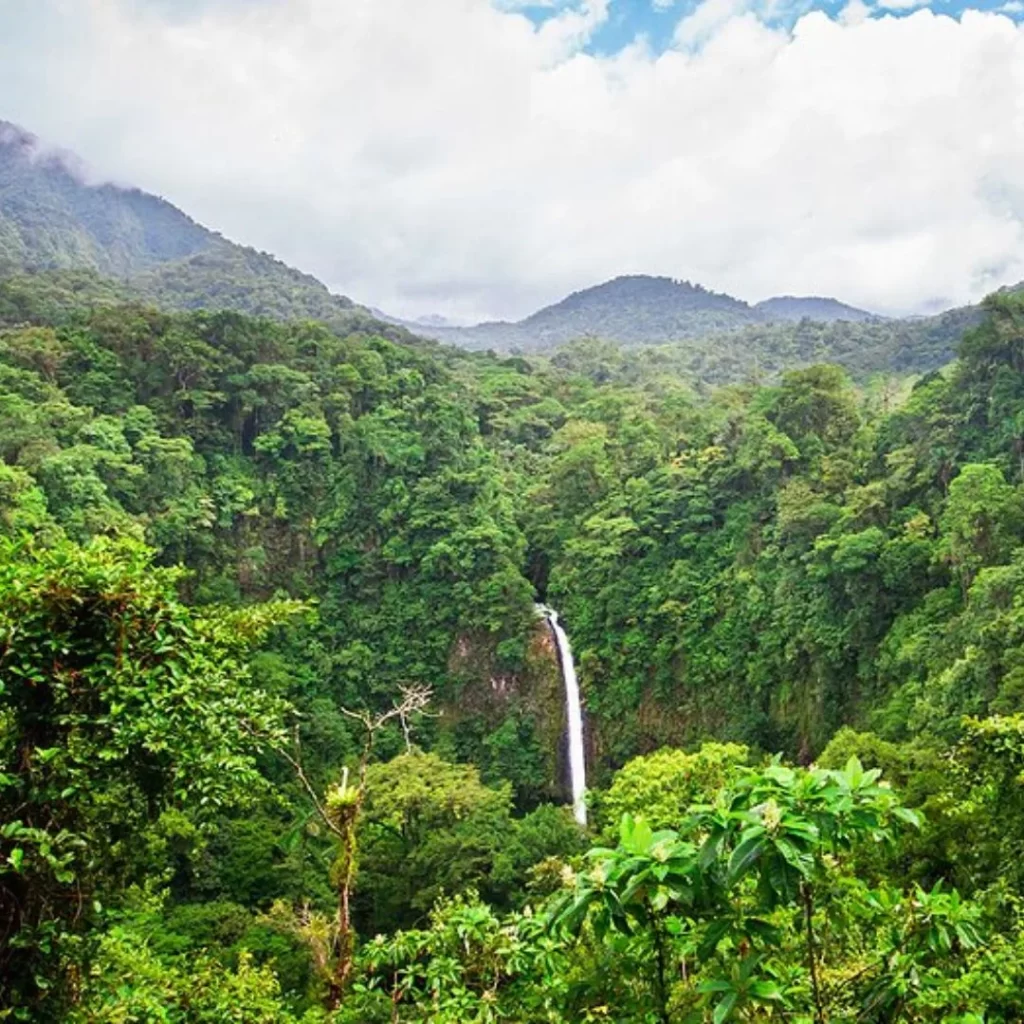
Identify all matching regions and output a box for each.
[677,303,983,384]
[0,539,300,1013]
[7,266,1024,1019]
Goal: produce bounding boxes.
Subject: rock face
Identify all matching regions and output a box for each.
[446,621,572,804]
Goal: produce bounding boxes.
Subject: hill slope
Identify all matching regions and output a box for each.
[0,120,215,275]
[752,295,876,322]
[0,119,377,330]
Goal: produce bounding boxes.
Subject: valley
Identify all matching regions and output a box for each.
[3,118,1024,1021]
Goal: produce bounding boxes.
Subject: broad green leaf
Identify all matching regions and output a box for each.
[728,832,765,883]
[713,990,739,1024]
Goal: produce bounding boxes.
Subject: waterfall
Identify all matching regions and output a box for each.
[539,606,587,826]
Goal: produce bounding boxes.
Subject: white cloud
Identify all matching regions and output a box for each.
[839,0,871,26]
[875,0,930,12]
[492,0,575,10]
[1,0,1023,321]
[674,0,755,47]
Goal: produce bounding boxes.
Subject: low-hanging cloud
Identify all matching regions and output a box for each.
[1,0,1023,321]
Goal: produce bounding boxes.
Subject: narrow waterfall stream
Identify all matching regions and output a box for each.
[539,606,587,826]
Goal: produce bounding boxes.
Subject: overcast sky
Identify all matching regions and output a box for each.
[2,0,1024,321]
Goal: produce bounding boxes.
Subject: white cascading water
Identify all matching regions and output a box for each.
[539,606,587,826]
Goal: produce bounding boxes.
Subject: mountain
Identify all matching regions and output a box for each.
[752,295,876,322]
[0,118,993,382]
[415,276,882,352]
[422,275,761,350]
[413,313,461,328]
[520,274,757,339]
[0,119,393,334]
[0,121,213,275]
[409,274,974,379]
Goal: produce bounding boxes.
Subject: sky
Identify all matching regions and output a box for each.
[2,0,1024,322]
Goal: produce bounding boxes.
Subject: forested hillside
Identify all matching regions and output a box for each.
[6,265,1024,1019]
[429,276,762,349]
[0,121,400,336]
[0,120,212,276]
[416,274,886,350]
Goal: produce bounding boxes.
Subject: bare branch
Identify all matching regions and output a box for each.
[340,684,434,758]
[239,719,344,840]
[243,685,434,1011]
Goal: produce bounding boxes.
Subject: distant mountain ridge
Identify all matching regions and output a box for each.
[0,117,1004,383]
[397,276,986,383]
[411,275,879,351]
[752,295,877,323]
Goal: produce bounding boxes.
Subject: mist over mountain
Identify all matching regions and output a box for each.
[0,120,402,335]
[0,120,213,275]
[0,118,992,382]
